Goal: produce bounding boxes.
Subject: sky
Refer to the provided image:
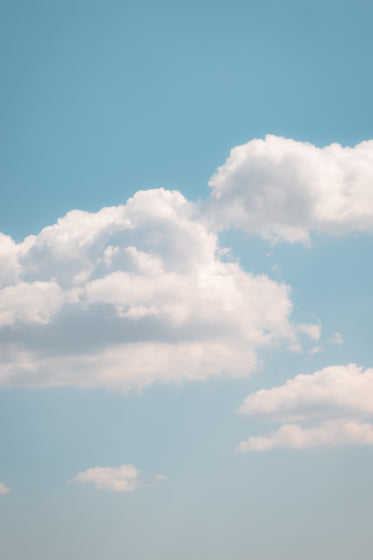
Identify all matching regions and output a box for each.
[1,1,373,559]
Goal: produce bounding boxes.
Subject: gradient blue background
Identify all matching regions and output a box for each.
[1,1,373,558]
[2,0,373,239]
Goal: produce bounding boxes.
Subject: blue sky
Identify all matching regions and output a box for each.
[1,1,373,559]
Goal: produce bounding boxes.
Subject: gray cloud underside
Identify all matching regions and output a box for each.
[1,188,317,391]
[3,135,371,392]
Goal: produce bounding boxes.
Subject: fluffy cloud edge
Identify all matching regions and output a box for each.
[238,363,373,423]
[0,188,318,392]
[237,363,373,450]
[207,135,373,243]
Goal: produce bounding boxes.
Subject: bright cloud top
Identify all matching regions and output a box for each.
[237,364,373,450]
[0,188,315,392]
[0,482,10,495]
[71,464,141,492]
[208,135,373,243]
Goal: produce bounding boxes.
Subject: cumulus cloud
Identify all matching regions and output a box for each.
[237,420,373,451]
[70,464,141,492]
[237,364,373,450]
[238,364,373,422]
[0,482,10,495]
[0,188,315,392]
[207,135,373,243]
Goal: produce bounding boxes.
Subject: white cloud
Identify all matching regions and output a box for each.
[296,323,321,342]
[237,420,373,451]
[70,464,165,492]
[0,280,65,326]
[207,135,373,243]
[0,482,10,495]
[71,464,140,492]
[0,188,315,391]
[238,364,373,423]
[237,364,373,450]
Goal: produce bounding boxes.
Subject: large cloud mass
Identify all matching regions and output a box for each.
[208,135,373,243]
[237,364,373,450]
[0,189,313,391]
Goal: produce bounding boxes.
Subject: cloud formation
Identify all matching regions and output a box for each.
[208,135,373,243]
[0,189,315,392]
[71,464,141,492]
[237,364,373,450]
[70,464,165,492]
[0,482,10,495]
[237,420,373,451]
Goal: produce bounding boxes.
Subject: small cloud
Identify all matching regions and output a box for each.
[0,482,10,495]
[308,345,323,355]
[288,342,302,353]
[297,322,321,342]
[70,464,166,493]
[70,464,140,493]
[328,332,343,346]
